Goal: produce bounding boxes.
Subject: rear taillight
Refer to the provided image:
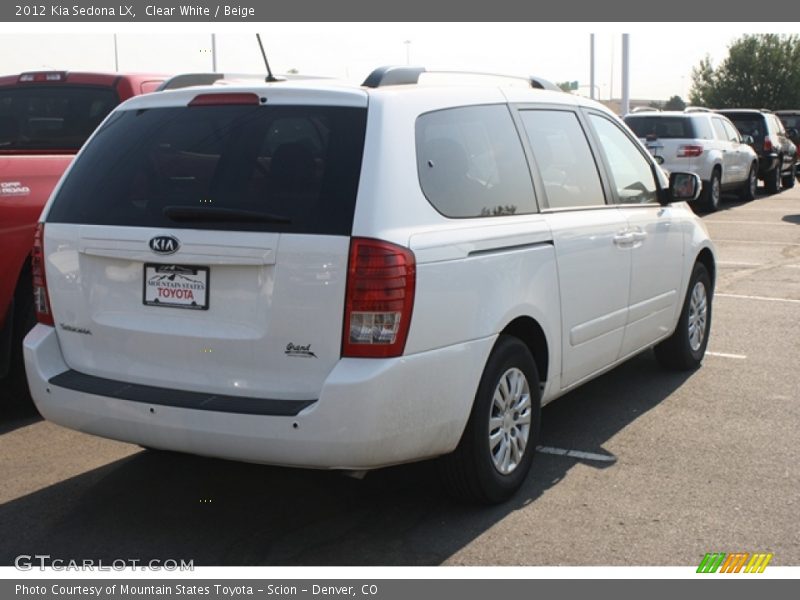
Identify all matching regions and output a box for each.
[32,223,54,326]
[677,145,704,158]
[763,138,773,152]
[343,238,416,358]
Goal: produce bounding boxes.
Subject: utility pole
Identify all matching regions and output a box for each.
[113,34,119,72]
[621,34,630,116]
[589,34,595,100]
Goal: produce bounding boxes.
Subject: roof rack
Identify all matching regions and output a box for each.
[361,66,563,92]
[630,106,660,113]
[684,106,712,113]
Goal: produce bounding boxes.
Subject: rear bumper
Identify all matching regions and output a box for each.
[24,325,494,470]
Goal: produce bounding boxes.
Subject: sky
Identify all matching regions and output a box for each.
[0,23,797,101]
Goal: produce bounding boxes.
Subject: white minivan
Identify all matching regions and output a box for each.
[24,67,716,503]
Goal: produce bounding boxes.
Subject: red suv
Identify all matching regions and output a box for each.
[0,71,166,403]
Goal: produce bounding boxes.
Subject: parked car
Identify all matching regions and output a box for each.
[24,66,716,503]
[775,110,800,182]
[717,109,797,193]
[624,108,759,211]
[0,70,168,405]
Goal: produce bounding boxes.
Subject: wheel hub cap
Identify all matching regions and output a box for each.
[688,281,708,352]
[489,367,532,475]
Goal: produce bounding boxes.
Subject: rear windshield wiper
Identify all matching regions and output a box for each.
[163,205,291,224]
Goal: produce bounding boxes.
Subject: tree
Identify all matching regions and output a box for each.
[663,95,686,111]
[689,34,800,109]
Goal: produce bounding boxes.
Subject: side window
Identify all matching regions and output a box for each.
[721,120,740,143]
[589,114,658,205]
[416,105,536,218]
[692,117,714,140]
[519,109,605,209]
[711,118,728,141]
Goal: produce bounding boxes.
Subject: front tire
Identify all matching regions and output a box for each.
[701,170,721,212]
[739,163,757,201]
[439,335,541,504]
[655,262,712,371]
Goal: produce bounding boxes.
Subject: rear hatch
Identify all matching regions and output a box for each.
[721,112,766,152]
[43,88,368,401]
[624,114,703,172]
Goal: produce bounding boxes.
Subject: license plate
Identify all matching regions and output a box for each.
[646,143,664,156]
[143,264,209,310]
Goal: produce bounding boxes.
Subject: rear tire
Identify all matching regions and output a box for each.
[439,335,541,504]
[739,163,757,201]
[701,169,721,212]
[765,161,782,194]
[655,262,712,371]
[782,163,796,189]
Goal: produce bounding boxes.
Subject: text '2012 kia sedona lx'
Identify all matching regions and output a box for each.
[24,67,716,503]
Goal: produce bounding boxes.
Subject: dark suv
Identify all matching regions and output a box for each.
[717,109,797,193]
[775,110,800,183]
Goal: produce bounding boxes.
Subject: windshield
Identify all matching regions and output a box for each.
[0,85,119,151]
[46,104,368,235]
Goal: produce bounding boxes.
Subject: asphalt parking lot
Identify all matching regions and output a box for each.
[1,185,798,567]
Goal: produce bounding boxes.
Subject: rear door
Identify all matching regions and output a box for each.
[43,90,368,401]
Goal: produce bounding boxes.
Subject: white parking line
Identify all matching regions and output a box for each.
[706,220,796,226]
[712,239,800,246]
[717,293,800,305]
[706,351,747,359]
[536,446,616,462]
[717,261,763,267]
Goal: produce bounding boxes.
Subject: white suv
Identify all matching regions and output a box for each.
[624,109,759,211]
[24,67,716,503]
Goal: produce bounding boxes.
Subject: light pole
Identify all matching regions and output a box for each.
[404,40,411,65]
[589,33,595,100]
[211,33,217,72]
[113,34,119,72]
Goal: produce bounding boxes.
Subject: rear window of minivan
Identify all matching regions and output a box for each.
[624,116,696,139]
[46,104,368,235]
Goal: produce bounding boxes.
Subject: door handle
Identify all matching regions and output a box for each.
[613,232,635,246]
[632,231,648,242]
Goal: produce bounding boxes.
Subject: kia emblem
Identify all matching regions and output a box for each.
[149,235,180,255]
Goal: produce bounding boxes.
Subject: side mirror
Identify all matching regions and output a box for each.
[661,172,702,204]
[741,134,755,145]
[788,128,799,139]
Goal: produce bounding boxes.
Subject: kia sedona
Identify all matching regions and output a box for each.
[24,67,716,503]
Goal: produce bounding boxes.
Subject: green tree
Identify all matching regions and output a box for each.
[689,34,800,109]
[663,95,686,111]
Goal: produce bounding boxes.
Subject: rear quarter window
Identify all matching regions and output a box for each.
[415,104,536,218]
[623,116,696,139]
[0,85,119,151]
[46,104,368,235]
[724,114,765,140]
